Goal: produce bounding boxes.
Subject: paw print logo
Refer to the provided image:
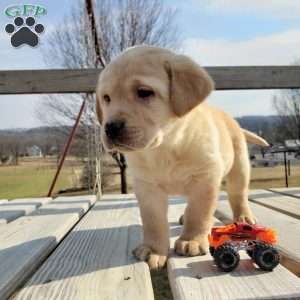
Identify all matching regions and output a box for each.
[5,17,44,47]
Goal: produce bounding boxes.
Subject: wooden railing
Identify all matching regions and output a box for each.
[1,66,300,94]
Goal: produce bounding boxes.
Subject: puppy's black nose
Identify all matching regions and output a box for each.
[105,120,125,140]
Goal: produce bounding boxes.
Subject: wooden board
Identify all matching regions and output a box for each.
[269,187,300,199]
[0,69,100,94]
[0,197,51,224]
[167,197,300,300]
[1,66,300,94]
[101,193,137,200]
[248,189,300,219]
[14,197,154,300]
[216,198,300,276]
[168,252,300,300]
[0,195,96,300]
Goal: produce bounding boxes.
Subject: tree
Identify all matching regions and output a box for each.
[273,61,300,142]
[37,0,179,193]
[0,133,27,165]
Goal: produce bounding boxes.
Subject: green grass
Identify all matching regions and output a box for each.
[250,165,300,189]
[151,269,173,300]
[1,157,299,200]
[0,163,75,199]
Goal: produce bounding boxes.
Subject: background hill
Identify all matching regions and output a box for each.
[0,115,279,159]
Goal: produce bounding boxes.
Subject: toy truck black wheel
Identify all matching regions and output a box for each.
[246,241,256,258]
[246,249,253,258]
[209,246,215,256]
[253,243,280,271]
[213,245,240,272]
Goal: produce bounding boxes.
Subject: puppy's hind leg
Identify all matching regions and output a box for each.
[226,138,256,224]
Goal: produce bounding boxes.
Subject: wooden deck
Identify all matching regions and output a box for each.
[0,190,300,300]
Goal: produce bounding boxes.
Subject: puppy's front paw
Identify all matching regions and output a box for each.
[174,236,209,256]
[132,244,167,270]
[234,209,257,224]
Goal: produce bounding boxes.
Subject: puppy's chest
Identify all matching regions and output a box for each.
[127,150,217,192]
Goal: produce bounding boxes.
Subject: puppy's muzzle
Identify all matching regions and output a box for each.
[105,120,125,141]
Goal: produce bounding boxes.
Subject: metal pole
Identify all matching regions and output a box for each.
[120,154,127,194]
[283,151,288,188]
[288,159,291,176]
[47,99,86,197]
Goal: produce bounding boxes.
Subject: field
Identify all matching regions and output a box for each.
[0,156,299,200]
[250,164,300,189]
[0,157,83,199]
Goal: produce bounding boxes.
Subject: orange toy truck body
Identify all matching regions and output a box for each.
[208,223,277,248]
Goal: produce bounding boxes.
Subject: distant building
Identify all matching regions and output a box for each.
[49,146,58,155]
[26,145,42,157]
[249,139,300,167]
[284,139,300,151]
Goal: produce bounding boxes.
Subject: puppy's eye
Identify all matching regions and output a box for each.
[137,88,154,99]
[103,95,111,103]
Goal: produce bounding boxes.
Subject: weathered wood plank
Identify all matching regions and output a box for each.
[216,198,300,276]
[248,189,300,219]
[269,187,300,199]
[14,197,154,300]
[101,193,137,200]
[168,252,300,300]
[0,198,51,224]
[0,69,100,94]
[209,65,300,90]
[1,66,300,94]
[168,197,300,300]
[0,195,96,300]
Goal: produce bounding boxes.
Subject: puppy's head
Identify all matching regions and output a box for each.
[96,46,214,152]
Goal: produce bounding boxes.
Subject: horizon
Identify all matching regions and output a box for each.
[0,114,279,132]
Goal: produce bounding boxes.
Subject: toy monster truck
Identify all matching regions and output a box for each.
[208,222,280,272]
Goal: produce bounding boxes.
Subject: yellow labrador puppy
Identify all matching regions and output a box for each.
[96,46,268,269]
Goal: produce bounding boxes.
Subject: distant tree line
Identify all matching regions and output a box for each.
[0,112,296,165]
[0,126,79,165]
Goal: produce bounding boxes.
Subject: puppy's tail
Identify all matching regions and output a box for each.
[243,129,269,147]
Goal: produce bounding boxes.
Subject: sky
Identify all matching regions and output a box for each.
[0,0,300,129]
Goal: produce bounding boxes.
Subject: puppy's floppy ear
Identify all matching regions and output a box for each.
[95,94,103,124]
[165,54,214,117]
